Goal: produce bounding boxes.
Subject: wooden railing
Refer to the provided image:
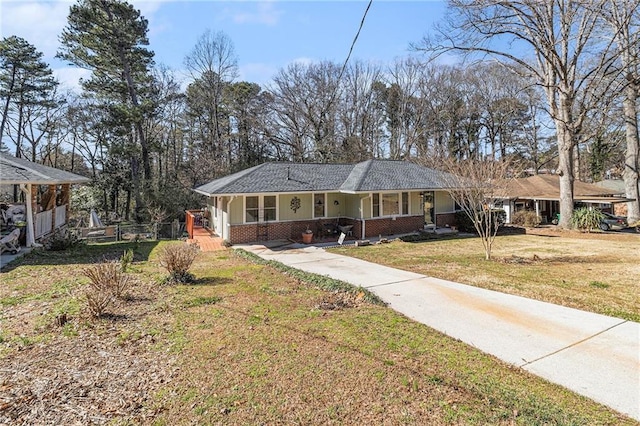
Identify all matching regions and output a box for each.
[55,205,67,228]
[35,210,53,239]
[185,210,204,239]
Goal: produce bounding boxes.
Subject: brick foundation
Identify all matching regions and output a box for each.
[361,216,424,239]
[227,214,461,244]
[436,212,457,228]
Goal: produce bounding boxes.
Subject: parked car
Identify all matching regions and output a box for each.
[599,212,628,231]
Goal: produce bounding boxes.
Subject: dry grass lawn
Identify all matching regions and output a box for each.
[329,228,640,322]
[0,240,637,425]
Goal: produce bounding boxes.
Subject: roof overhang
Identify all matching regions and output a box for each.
[575,196,634,204]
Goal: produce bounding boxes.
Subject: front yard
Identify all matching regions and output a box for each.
[0,240,637,424]
[329,229,640,322]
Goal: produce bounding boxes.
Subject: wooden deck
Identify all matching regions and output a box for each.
[188,226,226,252]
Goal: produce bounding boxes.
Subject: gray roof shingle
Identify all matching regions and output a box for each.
[340,160,454,192]
[0,153,90,185]
[194,160,453,196]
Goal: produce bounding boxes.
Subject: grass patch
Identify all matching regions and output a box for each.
[329,234,640,321]
[235,248,385,305]
[183,296,222,308]
[0,241,635,425]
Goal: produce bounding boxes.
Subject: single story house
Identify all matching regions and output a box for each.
[499,174,631,224]
[594,179,628,216]
[193,160,460,244]
[0,152,90,247]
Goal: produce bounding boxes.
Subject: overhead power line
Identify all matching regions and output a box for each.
[323,0,373,120]
[336,0,373,85]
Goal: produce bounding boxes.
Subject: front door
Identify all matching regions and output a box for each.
[423,191,435,224]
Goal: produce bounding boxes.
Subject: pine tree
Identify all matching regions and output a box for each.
[57,0,155,221]
[0,36,58,156]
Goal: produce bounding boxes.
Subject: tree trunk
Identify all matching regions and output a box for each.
[0,65,16,141]
[622,88,640,223]
[556,123,575,229]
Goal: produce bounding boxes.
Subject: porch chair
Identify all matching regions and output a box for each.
[0,228,22,255]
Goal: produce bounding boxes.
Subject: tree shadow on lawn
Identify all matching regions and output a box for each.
[2,240,161,271]
[191,276,234,286]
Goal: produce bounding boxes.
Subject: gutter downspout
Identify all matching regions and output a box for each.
[360,193,372,240]
[226,196,236,241]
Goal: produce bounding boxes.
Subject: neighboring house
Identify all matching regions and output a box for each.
[0,153,90,247]
[594,179,628,216]
[193,160,460,244]
[499,174,630,224]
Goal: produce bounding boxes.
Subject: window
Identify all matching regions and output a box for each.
[372,193,380,217]
[245,196,258,223]
[314,193,325,218]
[382,193,399,216]
[245,195,277,223]
[264,196,276,221]
[401,192,409,215]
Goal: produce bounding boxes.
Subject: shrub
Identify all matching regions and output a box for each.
[82,259,132,317]
[85,288,112,318]
[158,242,200,284]
[511,210,542,228]
[42,227,83,251]
[454,209,506,234]
[120,249,134,272]
[571,207,604,232]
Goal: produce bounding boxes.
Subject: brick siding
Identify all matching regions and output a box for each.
[361,216,424,239]
[227,214,460,244]
[436,212,457,227]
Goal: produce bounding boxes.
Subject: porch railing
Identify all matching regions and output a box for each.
[35,210,53,239]
[55,205,67,228]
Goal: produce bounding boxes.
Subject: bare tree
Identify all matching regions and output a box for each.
[338,60,384,161]
[184,30,239,170]
[425,157,515,260]
[417,0,620,229]
[600,0,640,223]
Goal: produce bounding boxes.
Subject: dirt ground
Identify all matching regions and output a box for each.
[0,269,178,425]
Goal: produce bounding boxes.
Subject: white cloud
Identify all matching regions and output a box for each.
[53,66,91,93]
[0,1,72,59]
[238,62,278,86]
[231,1,282,26]
[289,56,315,66]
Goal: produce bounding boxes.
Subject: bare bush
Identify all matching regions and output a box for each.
[85,288,112,318]
[158,242,200,284]
[82,260,132,317]
[511,210,542,228]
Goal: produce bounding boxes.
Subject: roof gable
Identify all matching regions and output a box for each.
[0,153,90,185]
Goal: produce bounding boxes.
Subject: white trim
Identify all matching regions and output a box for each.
[243,194,278,224]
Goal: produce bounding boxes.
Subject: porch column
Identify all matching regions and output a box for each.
[20,184,37,247]
[535,200,540,218]
[61,184,70,221]
[49,184,57,231]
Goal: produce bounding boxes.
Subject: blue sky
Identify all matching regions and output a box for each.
[1,0,446,90]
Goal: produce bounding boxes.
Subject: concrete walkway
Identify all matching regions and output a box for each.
[237,242,640,421]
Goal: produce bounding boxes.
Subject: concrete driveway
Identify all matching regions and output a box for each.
[237,242,640,421]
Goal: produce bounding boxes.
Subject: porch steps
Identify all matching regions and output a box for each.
[188,227,226,252]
